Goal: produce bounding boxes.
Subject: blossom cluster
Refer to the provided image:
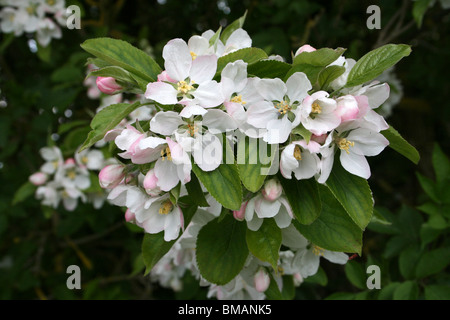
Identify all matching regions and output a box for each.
[30,145,110,211]
[0,0,67,47]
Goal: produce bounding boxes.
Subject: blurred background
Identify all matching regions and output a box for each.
[0,0,449,299]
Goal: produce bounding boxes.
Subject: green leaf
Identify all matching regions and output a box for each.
[293,47,346,66]
[142,233,176,275]
[196,215,249,285]
[246,218,282,270]
[293,185,363,254]
[413,0,431,28]
[398,246,422,280]
[278,177,321,225]
[425,285,450,300]
[305,266,328,286]
[291,124,312,143]
[346,44,411,88]
[220,10,247,44]
[264,272,283,300]
[237,136,277,192]
[416,172,440,203]
[81,37,162,83]
[87,66,136,85]
[216,47,268,76]
[325,160,374,230]
[378,282,401,300]
[208,26,222,48]
[393,281,419,300]
[57,120,89,135]
[345,261,367,290]
[432,143,450,184]
[192,162,242,211]
[184,173,209,207]
[318,65,346,91]
[36,42,51,63]
[80,101,141,151]
[247,60,292,79]
[415,247,450,279]
[285,63,323,85]
[12,182,36,206]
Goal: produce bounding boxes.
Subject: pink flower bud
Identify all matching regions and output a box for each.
[293,273,304,286]
[29,172,48,186]
[143,169,161,196]
[65,158,75,166]
[294,44,316,56]
[96,77,123,95]
[98,164,125,189]
[233,201,248,221]
[262,179,282,201]
[125,209,136,223]
[335,95,360,122]
[254,268,270,292]
[311,134,328,145]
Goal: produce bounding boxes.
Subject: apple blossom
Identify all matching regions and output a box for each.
[98,164,125,189]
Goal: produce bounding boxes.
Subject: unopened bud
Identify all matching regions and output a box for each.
[233,201,248,221]
[125,209,136,223]
[98,164,125,189]
[96,76,123,95]
[254,268,270,292]
[143,169,161,196]
[262,179,282,201]
[29,172,48,186]
[335,95,360,122]
[294,44,316,56]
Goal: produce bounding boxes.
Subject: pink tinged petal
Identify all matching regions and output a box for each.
[157,70,176,83]
[317,148,335,184]
[125,209,136,223]
[311,133,328,145]
[162,38,192,81]
[145,81,178,105]
[189,54,218,84]
[99,164,125,189]
[192,133,222,172]
[264,116,291,144]
[224,101,245,119]
[364,83,390,109]
[335,95,360,122]
[29,172,48,186]
[293,153,319,180]
[179,104,207,118]
[143,169,158,190]
[255,197,281,218]
[246,101,277,128]
[323,251,349,264]
[280,144,299,179]
[262,179,283,201]
[354,95,370,119]
[294,44,316,56]
[163,206,182,241]
[96,77,122,95]
[132,136,167,164]
[150,111,184,136]
[202,109,238,133]
[286,72,312,103]
[257,78,287,102]
[254,269,270,292]
[115,125,143,151]
[154,158,180,192]
[273,204,292,229]
[304,112,341,136]
[339,151,371,179]
[192,81,225,108]
[233,201,248,221]
[347,128,389,156]
[296,140,321,154]
[364,109,389,131]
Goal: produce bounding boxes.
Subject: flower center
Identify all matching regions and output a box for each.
[177,80,195,95]
[274,100,290,114]
[293,145,302,161]
[81,156,89,165]
[311,102,322,114]
[231,94,246,105]
[160,147,172,161]
[67,170,76,180]
[312,245,325,257]
[338,138,355,154]
[190,51,197,60]
[187,123,199,137]
[46,0,56,5]
[159,200,173,215]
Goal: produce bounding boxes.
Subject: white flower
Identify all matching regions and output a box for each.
[201,28,252,57]
[246,72,312,144]
[36,17,61,47]
[55,159,91,190]
[300,91,341,136]
[245,179,293,231]
[39,146,64,174]
[0,7,24,35]
[75,148,105,170]
[280,140,321,180]
[318,121,389,182]
[328,57,356,90]
[145,38,224,108]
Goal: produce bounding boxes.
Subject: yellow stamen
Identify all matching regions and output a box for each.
[46,0,56,6]
[311,102,322,114]
[187,123,199,137]
[52,161,59,169]
[190,51,197,60]
[160,147,172,161]
[293,145,302,161]
[159,200,173,215]
[177,80,195,94]
[231,94,246,105]
[277,265,285,275]
[67,170,76,180]
[26,6,34,15]
[338,138,355,154]
[81,156,89,164]
[274,100,290,114]
[312,245,325,257]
